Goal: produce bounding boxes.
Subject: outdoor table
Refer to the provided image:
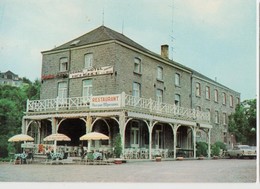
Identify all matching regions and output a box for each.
[14,153,27,164]
[93,152,102,160]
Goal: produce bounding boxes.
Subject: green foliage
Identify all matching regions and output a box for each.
[196,141,208,157]
[214,141,227,151]
[0,79,40,158]
[113,133,122,158]
[228,99,256,145]
[211,144,220,156]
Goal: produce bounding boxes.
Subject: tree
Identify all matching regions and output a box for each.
[228,99,256,145]
[0,79,41,158]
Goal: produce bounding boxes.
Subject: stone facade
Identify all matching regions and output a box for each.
[24,26,241,159]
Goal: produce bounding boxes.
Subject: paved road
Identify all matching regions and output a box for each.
[0,159,257,182]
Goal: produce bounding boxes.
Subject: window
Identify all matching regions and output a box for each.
[157,66,163,80]
[175,73,180,86]
[229,95,234,107]
[223,113,227,125]
[131,121,139,148]
[215,110,219,124]
[155,126,163,149]
[82,79,92,101]
[222,92,226,105]
[196,106,201,111]
[236,97,240,105]
[156,89,163,103]
[84,53,93,69]
[174,94,181,106]
[195,82,201,97]
[206,108,211,120]
[59,57,68,72]
[206,86,210,100]
[57,82,67,99]
[214,89,218,102]
[134,58,141,73]
[133,82,141,98]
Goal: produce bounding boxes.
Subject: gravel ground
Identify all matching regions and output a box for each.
[0,159,257,182]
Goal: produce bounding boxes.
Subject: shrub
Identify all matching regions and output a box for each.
[196,141,208,157]
[113,133,122,158]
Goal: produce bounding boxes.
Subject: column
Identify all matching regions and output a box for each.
[119,111,126,157]
[148,120,153,160]
[193,127,197,158]
[173,124,178,159]
[207,129,211,158]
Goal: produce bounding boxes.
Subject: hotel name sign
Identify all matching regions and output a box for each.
[69,66,113,79]
[41,66,113,80]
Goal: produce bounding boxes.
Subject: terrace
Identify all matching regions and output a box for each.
[26,92,210,123]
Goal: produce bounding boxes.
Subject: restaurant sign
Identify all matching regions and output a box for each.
[90,94,121,109]
[69,66,113,79]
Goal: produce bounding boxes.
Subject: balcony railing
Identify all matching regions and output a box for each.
[26,92,210,123]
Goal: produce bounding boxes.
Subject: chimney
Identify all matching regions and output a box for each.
[161,44,169,59]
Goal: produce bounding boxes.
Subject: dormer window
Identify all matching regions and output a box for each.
[84,53,93,69]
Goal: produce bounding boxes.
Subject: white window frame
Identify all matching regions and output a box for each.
[215,110,219,124]
[230,95,234,107]
[82,79,92,102]
[59,57,68,72]
[130,121,140,148]
[84,53,93,69]
[157,66,163,80]
[57,82,67,104]
[156,89,163,103]
[133,82,141,98]
[174,94,181,106]
[175,73,180,86]
[134,57,141,73]
[214,89,218,102]
[223,113,227,125]
[206,86,210,100]
[222,92,226,105]
[196,82,201,97]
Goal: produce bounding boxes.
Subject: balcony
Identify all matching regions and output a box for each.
[26,92,210,123]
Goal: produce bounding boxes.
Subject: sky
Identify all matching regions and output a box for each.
[0,0,257,101]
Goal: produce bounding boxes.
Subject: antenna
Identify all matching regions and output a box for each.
[169,0,175,60]
[102,8,104,26]
[122,19,124,34]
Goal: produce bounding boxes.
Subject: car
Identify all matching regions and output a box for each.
[227,145,256,159]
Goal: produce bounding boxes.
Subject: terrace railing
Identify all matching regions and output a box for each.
[26,92,210,123]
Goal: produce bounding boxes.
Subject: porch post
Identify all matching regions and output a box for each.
[148,120,153,160]
[51,117,57,134]
[207,129,211,158]
[173,124,178,159]
[37,121,41,145]
[119,111,126,158]
[193,127,197,159]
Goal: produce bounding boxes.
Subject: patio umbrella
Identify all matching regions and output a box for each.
[8,134,34,142]
[43,133,71,142]
[43,133,71,152]
[79,132,109,152]
[79,132,109,141]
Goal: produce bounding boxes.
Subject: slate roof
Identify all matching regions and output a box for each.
[51,25,152,53]
[45,25,239,93]
[47,25,192,71]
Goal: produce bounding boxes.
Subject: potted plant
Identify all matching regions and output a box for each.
[113,133,122,164]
